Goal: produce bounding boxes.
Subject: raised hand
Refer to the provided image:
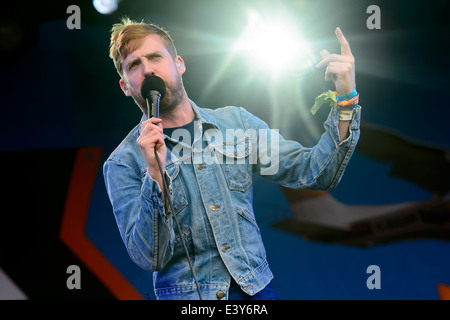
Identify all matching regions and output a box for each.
[315,27,355,95]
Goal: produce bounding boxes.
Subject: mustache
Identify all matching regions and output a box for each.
[134,76,183,115]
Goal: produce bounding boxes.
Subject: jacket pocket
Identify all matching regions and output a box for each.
[236,206,260,233]
[214,135,252,192]
[235,205,264,263]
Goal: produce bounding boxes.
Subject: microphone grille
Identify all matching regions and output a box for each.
[140,75,166,99]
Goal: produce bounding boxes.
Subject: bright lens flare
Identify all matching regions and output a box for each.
[233,11,314,77]
[93,0,120,15]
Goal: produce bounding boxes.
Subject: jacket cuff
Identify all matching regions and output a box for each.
[325,105,362,146]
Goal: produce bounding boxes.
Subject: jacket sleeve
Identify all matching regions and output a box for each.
[243,105,361,190]
[103,159,175,271]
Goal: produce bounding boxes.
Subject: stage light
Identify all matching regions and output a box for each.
[93,0,120,15]
[233,10,315,77]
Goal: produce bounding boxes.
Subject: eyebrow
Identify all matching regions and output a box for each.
[125,51,164,70]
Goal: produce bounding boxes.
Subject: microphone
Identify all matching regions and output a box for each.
[140,75,166,119]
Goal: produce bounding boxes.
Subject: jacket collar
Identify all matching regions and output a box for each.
[138,99,218,135]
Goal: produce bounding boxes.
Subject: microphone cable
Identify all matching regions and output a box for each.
[147,99,203,301]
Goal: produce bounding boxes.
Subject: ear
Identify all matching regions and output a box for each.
[119,79,131,96]
[176,56,186,75]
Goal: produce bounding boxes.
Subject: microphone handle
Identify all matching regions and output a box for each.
[149,90,161,119]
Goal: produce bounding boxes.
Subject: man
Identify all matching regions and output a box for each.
[103,17,360,300]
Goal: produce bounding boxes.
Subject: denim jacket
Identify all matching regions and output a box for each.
[103,100,361,300]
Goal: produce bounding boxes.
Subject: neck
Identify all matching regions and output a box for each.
[160,94,194,128]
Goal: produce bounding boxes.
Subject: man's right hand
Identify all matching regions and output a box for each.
[137,117,167,191]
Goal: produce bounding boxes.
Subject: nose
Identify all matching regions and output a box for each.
[142,59,155,77]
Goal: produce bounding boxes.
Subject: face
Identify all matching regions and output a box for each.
[119,34,186,116]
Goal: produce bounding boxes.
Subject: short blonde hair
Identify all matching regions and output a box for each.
[109,17,177,78]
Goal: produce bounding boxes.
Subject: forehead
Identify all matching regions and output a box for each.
[122,34,169,63]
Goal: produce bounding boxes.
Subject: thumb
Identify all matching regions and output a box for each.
[316,49,331,68]
[320,49,330,59]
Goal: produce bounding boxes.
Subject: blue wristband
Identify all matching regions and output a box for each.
[336,88,358,102]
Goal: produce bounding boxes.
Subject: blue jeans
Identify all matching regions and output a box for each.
[228,279,280,300]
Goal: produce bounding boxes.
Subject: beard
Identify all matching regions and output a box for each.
[132,75,184,117]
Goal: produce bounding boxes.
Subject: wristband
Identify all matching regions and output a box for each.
[310,89,359,115]
[336,93,359,108]
[339,109,353,121]
[336,88,358,102]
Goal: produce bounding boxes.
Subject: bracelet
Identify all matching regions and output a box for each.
[310,89,359,115]
[336,93,359,108]
[334,89,359,108]
[336,88,358,102]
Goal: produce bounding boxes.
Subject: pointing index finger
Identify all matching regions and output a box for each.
[336,27,352,56]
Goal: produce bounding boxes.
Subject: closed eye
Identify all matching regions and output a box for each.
[128,59,140,71]
[146,53,162,61]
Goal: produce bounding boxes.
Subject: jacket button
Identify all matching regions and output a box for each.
[216,291,225,299]
[221,245,230,253]
[209,205,220,211]
[197,164,207,170]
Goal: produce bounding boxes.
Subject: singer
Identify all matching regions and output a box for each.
[103,18,360,300]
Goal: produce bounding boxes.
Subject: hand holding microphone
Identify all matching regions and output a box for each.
[137,76,167,188]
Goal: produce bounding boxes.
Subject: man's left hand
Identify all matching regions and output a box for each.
[316,27,355,95]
